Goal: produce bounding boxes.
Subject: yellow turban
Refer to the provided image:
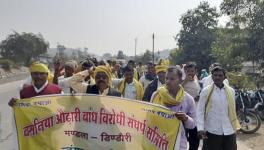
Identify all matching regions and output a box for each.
[155,65,168,74]
[94,65,112,85]
[29,62,53,83]
[29,63,49,73]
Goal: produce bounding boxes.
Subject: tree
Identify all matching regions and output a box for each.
[103,53,112,59]
[220,0,260,28]
[56,44,68,62]
[247,1,264,70]
[221,0,264,68]
[142,50,152,64]
[212,28,248,71]
[117,50,125,59]
[77,49,85,60]
[173,1,219,69]
[57,44,66,57]
[0,31,49,66]
[71,51,78,60]
[84,47,88,56]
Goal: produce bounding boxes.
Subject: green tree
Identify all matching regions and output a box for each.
[56,44,68,62]
[212,28,248,71]
[220,0,260,28]
[0,31,49,66]
[248,1,264,67]
[142,50,152,64]
[77,49,85,60]
[71,51,78,60]
[174,1,219,69]
[117,50,125,59]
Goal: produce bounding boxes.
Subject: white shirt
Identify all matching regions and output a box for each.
[201,74,229,89]
[197,84,235,135]
[139,75,152,91]
[183,79,201,99]
[58,76,71,93]
[112,78,138,100]
[157,79,164,89]
[123,81,137,100]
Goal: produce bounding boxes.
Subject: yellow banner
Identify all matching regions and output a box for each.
[14,95,181,150]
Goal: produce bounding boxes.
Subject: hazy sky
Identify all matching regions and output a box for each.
[0,0,223,56]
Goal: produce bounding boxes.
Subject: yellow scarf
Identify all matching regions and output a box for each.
[118,79,144,100]
[205,84,241,131]
[152,85,185,107]
[133,68,139,81]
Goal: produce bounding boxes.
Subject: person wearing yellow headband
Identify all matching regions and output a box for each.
[142,65,167,102]
[9,62,62,106]
[150,66,196,150]
[68,65,121,97]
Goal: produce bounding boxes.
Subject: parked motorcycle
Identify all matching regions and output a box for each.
[235,89,261,134]
[248,90,264,120]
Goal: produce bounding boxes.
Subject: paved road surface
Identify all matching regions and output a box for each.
[0,79,255,150]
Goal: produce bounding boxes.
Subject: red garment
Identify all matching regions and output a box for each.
[20,83,62,99]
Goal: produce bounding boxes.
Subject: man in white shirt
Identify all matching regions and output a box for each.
[53,60,78,93]
[113,65,144,100]
[182,62,201,150]
[197,66,240,150]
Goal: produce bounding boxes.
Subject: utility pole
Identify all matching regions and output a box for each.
[152,33,155,63]
[135,38,137,61]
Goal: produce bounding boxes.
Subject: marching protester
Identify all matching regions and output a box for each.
[200,63,229,89]
[139,62,156,90]
[197,66,240,150]
[151,66,196,150]
[112,65,144,100]
[200,69,209,80]
[112,63,123,79]
[53,60,78,93]
[8,62,62,106]
[127,60,139,80]
[142,64,167,102]
[68,65,121,97]
[79,59,96,85]
[182,62,201,150]
[136,62,145,79]
[19,60,54,90]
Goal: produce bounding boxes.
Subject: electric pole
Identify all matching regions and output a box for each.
[135,38,137,61]
[152,33,155,63]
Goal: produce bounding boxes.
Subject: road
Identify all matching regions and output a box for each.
[0,80,24,150]
[0,79,260,150]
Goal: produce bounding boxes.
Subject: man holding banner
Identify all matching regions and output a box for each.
[151,66,196,150]
[8,62,62,106]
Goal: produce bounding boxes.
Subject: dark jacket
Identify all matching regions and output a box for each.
[86,84,121,97]
[142,77,159,102]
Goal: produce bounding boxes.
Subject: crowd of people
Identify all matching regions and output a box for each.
[8,57,240,150]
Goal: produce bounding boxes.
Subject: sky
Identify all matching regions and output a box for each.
[0,0,224,56]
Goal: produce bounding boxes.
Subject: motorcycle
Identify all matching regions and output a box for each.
[235,89,262,134]
[248,89,264,120]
